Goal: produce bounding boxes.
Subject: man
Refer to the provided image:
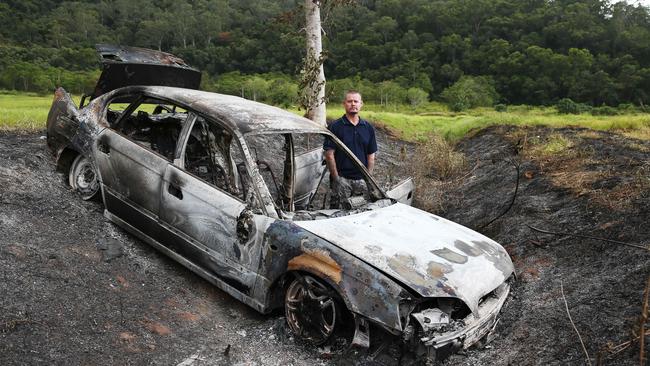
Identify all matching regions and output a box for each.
[323,90,377,208]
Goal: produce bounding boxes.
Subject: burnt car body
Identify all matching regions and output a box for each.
[46,45,514,360]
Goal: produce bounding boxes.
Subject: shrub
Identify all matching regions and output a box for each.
[556,98,591,114]
[556,98,579,114]
[577,103,592,113]
[406,87,429,109]
[494,103,507,112]
[440,76,498,112]
[409,134,466,212]
[591,105,619,116]
[617,103,637,113]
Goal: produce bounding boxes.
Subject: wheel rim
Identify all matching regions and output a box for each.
[285,275,338,345]
[70,155,99,200]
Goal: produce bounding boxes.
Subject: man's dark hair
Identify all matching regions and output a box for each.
[343,89,362,101]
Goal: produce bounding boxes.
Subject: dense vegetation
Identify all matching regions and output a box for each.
[1,0,650,108]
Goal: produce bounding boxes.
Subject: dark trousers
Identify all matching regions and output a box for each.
[330,177,368,209]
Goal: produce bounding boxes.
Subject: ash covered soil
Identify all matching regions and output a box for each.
[1,125,648,365]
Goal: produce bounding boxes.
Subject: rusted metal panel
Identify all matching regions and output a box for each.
[46,88,81,155]
[295,203,514,315]
[287,248,343,284]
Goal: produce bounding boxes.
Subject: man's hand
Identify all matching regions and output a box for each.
[331,175,344,198]
[325,148,338,178]
[367,153,375,174]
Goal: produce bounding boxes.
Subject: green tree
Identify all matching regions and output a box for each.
[378,80,406,107]
[406,87,428,109]
[441,76,498,112]
[372,16,398,44]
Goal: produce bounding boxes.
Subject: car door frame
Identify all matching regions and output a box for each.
[94,92,188,242]
[156,112,278,302]
[94,89,282,312]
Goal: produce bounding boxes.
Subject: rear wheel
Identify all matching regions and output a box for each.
[69,154,99,200]
[285,274,341,345]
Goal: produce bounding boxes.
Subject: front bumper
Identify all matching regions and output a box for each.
[418,281,511,351]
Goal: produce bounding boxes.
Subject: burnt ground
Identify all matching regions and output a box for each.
[437,126,650,366]
[1,125,648,365]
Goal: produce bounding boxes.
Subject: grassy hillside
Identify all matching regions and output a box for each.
[3,92,648,141]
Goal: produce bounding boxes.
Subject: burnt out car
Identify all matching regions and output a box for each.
[46,45,514,361]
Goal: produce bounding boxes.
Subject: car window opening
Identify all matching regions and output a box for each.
[181,116,258,205]
[185,117,236,193]
[244,132,389,221]
[106,97,258,206]
[107,99,187,162]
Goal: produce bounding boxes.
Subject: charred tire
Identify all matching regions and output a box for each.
[69,154,100,201]
[285,274,343,345]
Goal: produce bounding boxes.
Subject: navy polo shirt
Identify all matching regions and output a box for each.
[323,115,377,179]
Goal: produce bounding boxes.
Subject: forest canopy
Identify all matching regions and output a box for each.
[1,0,649,107]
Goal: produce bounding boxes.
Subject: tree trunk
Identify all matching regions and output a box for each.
[305,0,326,127]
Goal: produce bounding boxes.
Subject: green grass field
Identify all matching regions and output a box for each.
[3,91,649,141]
[0,92,58,131]
[327,105,650,142]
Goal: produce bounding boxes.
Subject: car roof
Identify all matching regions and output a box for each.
[136,86,326,135]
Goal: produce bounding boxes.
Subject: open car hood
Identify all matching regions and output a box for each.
[295,203,514,315]
[92,44,201,99]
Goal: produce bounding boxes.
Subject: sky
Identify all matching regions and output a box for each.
[628,0,650,7]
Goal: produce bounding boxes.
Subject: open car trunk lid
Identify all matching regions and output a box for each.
[92,44,201,99]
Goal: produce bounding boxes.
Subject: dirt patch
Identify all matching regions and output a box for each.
[142,319,172,336]
[1,126,648,365]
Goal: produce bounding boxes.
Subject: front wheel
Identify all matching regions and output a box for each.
[285,274,341,345]
[69,154,99,200]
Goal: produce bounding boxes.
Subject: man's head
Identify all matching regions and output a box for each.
[343,90,363,116]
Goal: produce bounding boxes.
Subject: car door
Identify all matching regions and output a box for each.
[157,116,269,294]
[94,95,187,241]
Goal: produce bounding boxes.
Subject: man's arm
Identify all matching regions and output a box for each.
[366,124,377,175]
[325,149,338,179]
[366,152,375,174]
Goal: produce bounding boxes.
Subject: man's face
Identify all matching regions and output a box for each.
[343,93,363,115]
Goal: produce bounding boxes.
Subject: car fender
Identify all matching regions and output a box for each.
[257,220,410,333]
